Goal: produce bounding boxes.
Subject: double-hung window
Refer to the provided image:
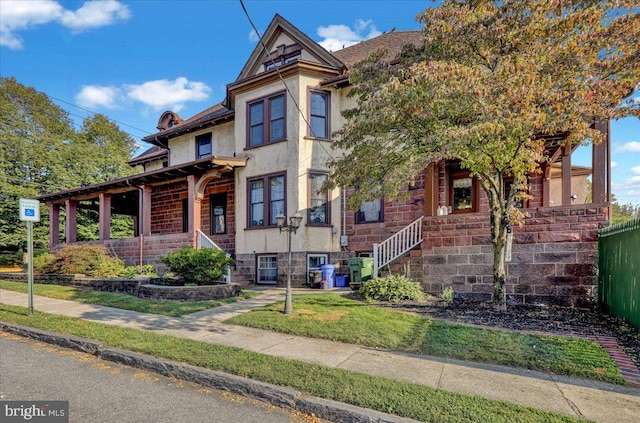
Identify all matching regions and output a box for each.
[247,93,286,147]
[248,173,286,227]
[257,255,278,284]
[308,172,329,225]
[309,90,329,139]
[196,133,212,159]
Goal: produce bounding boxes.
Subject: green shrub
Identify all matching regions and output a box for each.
[120,265,157,279]
[440,286,455,304]
[37,245,124,278]
[160,247,235,285]
[360,274,424,302]
[33,252,56,270]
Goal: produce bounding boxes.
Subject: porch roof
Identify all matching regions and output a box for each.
[38,156,247,204]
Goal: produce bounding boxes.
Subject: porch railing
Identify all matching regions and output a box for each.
[196,229,231,283]
[373,217,424,278]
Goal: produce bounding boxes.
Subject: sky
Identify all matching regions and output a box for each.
[1,0,638,205]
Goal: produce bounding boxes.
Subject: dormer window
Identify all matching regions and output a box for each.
[263,43,302,71]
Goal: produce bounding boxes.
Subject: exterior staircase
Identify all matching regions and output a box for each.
[196,229,232,283]
[373,217,424,278]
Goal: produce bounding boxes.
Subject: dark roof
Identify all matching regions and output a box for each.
[141,102,234,147]
[331,30,424,68]
[128,145,168,167]
[38,156,247,203]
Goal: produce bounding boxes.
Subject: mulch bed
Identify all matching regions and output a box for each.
[376,297,640,373]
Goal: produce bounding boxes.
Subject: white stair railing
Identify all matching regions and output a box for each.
[196,229,231,283]
[373,217,423,278]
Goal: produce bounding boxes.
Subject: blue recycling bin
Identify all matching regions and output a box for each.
[320,264,336,288]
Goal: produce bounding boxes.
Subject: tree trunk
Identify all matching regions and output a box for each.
[490,207,508,311]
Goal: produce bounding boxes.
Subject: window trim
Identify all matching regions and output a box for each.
[307,171,330,226]
[449,170,478,214]
[196,133,212,159]
[307,89,330,140]
[209,193,227,235]
[256,254,278,285]
[246,91,287,148]
[247,172,287,229]
[356,198,384,224]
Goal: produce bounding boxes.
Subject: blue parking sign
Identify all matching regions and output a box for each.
[20,199,40,222]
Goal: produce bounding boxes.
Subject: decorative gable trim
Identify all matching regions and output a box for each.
[235,14,344,82]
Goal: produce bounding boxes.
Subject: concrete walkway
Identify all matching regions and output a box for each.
[1,288,638,422]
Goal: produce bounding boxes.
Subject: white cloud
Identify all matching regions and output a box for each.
[124,77,211,111]
[611,161,618,169]
[317,19,382,52]
[248,29,259,43]
[631,165,640,176]
[616,141,640,153]
[59,0,130,33]
[0,0,129,49]
[76,85,120,109]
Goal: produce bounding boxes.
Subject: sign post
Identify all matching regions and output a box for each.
[19,199,40,315]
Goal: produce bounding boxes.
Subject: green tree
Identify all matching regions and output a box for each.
[610,195,640,225]
[0,77,138,250]
[0,76,75,250]
[327,1,640,310]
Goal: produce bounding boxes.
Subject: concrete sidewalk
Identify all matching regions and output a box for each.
[1,288,638,422]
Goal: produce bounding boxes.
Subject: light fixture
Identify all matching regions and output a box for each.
[277,211,303,314]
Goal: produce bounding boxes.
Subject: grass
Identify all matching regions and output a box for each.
[226,293,625,385]
[0,303,585,423]
[0,280,259,317]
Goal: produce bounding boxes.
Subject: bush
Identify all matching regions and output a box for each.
[36,245,125,278]
[160,247,235,285]
[360,274,424,302]
[120,265,157,279]
[33,252,56,269]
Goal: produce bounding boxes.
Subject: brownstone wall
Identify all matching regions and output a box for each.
[199,175,235,255]
[150,181,188,234]
[344,173,425,253]
[420,204,608,307]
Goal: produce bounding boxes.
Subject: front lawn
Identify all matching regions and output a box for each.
[226,293,624,385]
[0,303,583,423]
[0,280,259,317]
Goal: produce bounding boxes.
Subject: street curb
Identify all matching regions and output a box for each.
[0,323,419,423]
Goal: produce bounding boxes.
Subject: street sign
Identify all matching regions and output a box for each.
[19,198,40,222]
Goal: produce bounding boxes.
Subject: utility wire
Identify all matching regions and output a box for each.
[48,94,152,136]
[238,0,336,160]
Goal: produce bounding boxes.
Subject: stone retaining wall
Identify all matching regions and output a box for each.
[0,272,238,301]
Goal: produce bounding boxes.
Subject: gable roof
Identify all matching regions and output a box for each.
[141,102,234,147]
[332,30,424,68]
[236,14,344,81]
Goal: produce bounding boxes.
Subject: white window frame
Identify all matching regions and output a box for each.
[257,255,278,284]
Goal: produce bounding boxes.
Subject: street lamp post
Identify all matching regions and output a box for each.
[276,212,303,315]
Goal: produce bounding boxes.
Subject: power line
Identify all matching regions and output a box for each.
[238,0,336,161]
[47,94,153,136]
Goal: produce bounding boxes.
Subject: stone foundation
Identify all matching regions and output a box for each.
[420,204,607,307]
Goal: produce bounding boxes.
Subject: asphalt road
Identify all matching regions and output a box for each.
[0,332,318,423]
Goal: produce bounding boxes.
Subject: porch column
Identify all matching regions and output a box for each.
[99,193,111,240]
[592,118,610,204]
[65,199,77,243]
[424,163,438,216]
[48,203,60,248]
[187,175,202,247]
[140,185,152,236]
[561,144,572,206]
